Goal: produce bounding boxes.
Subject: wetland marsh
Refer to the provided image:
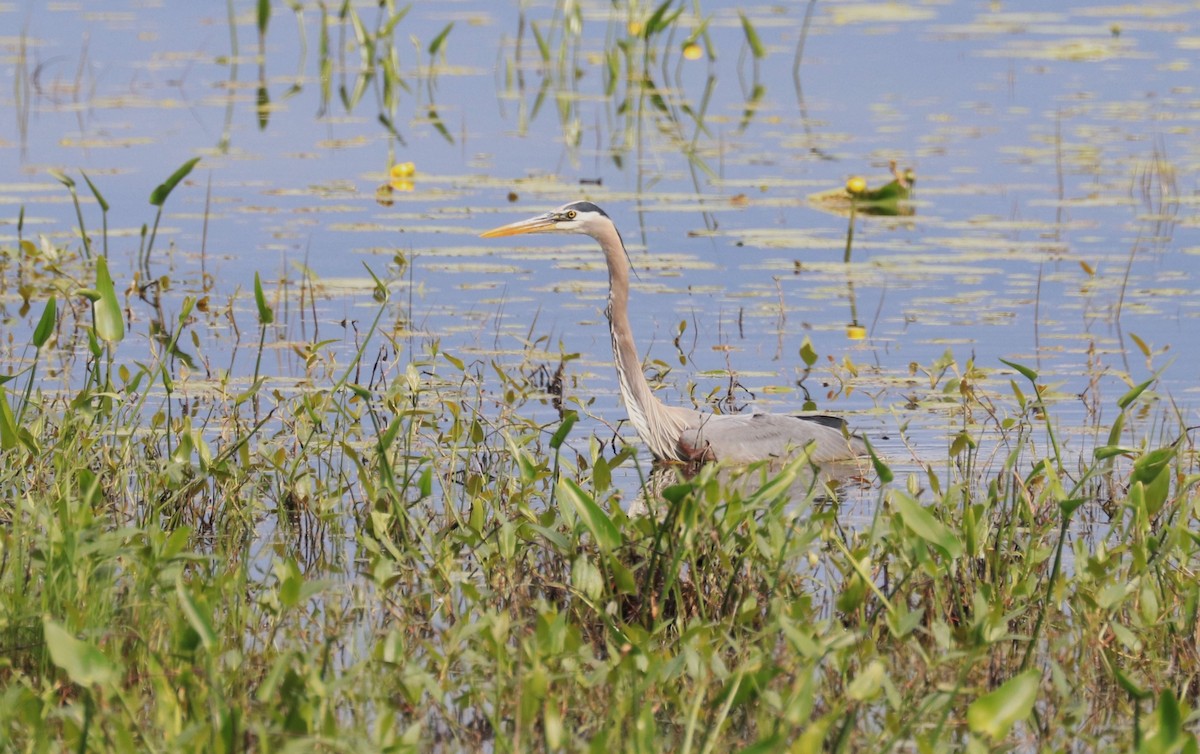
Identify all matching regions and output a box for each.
[2,1,1200,750]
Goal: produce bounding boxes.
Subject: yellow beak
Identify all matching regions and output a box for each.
[479,212,558,238]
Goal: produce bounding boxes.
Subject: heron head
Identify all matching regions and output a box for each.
[480,201,613,239]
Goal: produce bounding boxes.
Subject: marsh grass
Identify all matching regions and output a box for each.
[5,4,1200,752]
[2,196,1200,752]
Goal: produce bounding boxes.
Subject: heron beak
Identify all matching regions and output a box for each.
[479,212,557,238]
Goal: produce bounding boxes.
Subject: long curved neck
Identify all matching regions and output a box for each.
[599,233,690,460]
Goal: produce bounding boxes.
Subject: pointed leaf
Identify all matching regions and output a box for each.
[363,262,389,302]
[550,411,577,451]
[150,157,200,207]
[892,490,962,559]
[176,576,217,651]
[93,256,124,343]
[427,22,453,56]
[967,669,1040,739]
[862,435,893,484]
[644,0,681,37]
[558,478,622,551]
[1132,446,1176,487]
[1117,377,1153,410]
[48,169,75,188]
[738,12,765,59]
[43,618,119,687]
[999,358,1038,383]
[81,171,109,212]
[33,296,57,349]
[253,272,274,325]
[0,386,18,451]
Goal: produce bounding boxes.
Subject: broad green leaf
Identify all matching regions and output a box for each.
[892,490,962,560]
[93,256,124,343]
[0,386,18,451]
[967,669,1040,739]
[1152,689,1183,745]
[253,272,274,325]
[550,411,577,451]
[32,296,56,349]
[1058,497,1084,518]
[150,156,200,207]
[378,416,402,453]
[43,618,119,687]
[608,554,637,594]
[176,575,217,651]
[799,337,818,368]
[557,477,621,551]
[1105,411,1125,449]
[571,555,604,601]
[862,435,893,484]
[1132,445,1176,487]
[846,660,886,701]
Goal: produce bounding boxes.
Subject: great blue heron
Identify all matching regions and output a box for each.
[481,201,865,465]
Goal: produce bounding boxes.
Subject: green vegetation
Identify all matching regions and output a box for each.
[2,183,1199,751]
[4,1,1200,752]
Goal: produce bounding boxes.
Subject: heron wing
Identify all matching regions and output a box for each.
[678,412,865,464]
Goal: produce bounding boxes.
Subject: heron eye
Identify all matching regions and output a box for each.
[566,210,577,219]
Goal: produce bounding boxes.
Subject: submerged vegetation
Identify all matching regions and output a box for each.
[3,0,1200,752]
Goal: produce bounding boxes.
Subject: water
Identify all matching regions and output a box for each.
[3,1,1198,493]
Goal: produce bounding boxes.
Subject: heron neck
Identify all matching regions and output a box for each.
[604,250,684,460]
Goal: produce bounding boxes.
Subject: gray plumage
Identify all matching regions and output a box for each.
[481,201,866,464]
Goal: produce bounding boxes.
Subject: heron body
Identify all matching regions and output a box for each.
[481,201,865,465]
